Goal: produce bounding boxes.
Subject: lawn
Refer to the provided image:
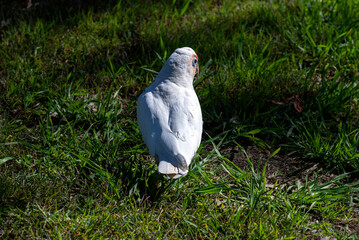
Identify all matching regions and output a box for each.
[1,0,358,238]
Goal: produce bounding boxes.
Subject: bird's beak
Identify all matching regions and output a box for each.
[195,64,199,78]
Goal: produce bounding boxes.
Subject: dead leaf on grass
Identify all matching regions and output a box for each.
[293,94,304,112]
[268,94,304,112]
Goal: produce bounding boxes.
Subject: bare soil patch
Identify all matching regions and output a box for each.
[220,145,356,185]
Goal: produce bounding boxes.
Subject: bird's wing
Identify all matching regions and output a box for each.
[167,90,202,160]
[137,91,164,157]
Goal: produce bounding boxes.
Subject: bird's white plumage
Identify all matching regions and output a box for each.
[137,47,203,178]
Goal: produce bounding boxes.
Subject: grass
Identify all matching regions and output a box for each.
[1,0,359,238]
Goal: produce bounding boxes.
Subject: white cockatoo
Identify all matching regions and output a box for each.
[137,47,203,179]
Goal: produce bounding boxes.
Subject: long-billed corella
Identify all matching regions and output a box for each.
[137,47,203,178]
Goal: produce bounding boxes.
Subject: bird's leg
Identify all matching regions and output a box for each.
[154,154,160,165]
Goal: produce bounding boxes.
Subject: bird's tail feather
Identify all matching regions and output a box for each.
[158,159,188,179]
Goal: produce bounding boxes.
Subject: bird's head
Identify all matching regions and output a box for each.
[157,47,199,87]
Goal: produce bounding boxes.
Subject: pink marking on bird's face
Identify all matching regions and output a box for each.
[190,55,199,78]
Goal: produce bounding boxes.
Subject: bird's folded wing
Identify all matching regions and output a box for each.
[137,92,160,157]
[167,105,201,158]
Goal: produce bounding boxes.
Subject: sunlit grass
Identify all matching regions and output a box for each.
[1,0,358,238]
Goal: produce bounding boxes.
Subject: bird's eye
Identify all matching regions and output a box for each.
[192,57,198,68]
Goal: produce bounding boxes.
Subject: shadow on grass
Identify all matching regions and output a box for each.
[78,149,176,202]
